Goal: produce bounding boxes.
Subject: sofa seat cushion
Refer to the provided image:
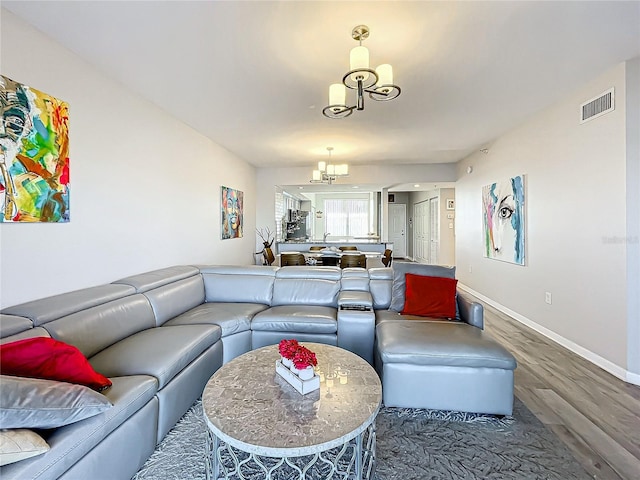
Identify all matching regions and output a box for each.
[163,303,268,337]
[89,325,221,389]
[251,306,338,334]
[376,320,516,370]
[0,375,157,480]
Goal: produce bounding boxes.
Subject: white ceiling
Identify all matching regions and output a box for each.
[4,1,640,170]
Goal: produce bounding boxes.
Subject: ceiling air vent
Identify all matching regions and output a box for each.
[580,88,614,124]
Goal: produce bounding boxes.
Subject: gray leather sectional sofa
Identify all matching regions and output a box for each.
[0,263,516,480]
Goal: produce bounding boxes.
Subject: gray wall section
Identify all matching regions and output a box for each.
[456,61,631,374]
[626,58,640,379]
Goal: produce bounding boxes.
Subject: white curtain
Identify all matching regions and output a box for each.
[324,199,369,237]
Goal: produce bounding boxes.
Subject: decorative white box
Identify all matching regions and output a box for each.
[275,360,320,395]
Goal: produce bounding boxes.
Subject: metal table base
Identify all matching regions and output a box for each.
[206,422,376,480]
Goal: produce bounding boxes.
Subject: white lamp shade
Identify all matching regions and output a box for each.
[350,46,370,81]
[318,161,327,172]
[326,164,336,175]
[329,84,346,107]
[376,64,393,86]
[312,170,321,181]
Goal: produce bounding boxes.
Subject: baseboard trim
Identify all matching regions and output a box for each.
[628,371,640,385]
[458,283,639,387]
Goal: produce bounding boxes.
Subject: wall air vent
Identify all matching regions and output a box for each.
[580,88,614,124]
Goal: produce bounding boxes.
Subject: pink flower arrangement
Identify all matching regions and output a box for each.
[292,346,318,370]
[278,339,318,370]
[278,339,299,360]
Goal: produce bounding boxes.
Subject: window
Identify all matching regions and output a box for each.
[324,199,369,237]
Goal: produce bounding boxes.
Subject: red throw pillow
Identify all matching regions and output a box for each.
[0,337,112,392]
[401,273,458,319]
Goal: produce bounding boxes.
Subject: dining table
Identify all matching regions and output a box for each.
[277,250,384,268]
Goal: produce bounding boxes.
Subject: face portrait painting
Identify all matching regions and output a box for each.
[221,186,243,239]
[482,175,525,265]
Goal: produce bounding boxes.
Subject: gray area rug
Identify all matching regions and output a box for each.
[132,398,590,480]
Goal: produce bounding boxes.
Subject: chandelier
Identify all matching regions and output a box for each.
[322,25,401,119]
[310,147,349,184]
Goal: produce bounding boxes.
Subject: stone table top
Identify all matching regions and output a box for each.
[202,343,382,457]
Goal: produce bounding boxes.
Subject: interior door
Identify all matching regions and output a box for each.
[429,197,439,264]
[389,204,407,258]
[414,201,429,263]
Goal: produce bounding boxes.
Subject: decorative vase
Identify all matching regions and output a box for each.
[293,366,314,381]
[282,357,293,369]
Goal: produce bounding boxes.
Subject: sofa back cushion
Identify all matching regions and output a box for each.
[200,265,277,305]
[112,265,199,293]
[0,327,50,345]
[272,267,341,307]
[141,276,205,326]
[368,268,393,310]
[389,263,456,312]
[1,284,135,327]
[340,268,370,291]
[113,265,205,326]
[0,314,33,339]
[43,294,156,358]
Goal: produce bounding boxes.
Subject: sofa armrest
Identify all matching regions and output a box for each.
[337,291,375,364]
[457,293,484,330]
[338,291,373,309]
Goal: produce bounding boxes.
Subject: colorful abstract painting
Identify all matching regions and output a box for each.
[221,186,243,239]
[482,175,525,265]
[0,75,69,223]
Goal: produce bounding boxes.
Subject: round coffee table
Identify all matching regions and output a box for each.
[202,343,382,480]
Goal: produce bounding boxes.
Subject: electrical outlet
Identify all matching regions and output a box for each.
[545,292,552,305]
[468,266,473,273]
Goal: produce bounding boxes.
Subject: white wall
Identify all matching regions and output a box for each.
[0,10,256,308]
[455,61,633,378]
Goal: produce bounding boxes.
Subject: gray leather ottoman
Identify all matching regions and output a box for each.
[374,320,517,415]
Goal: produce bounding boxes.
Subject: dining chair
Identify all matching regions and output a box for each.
[263,247,275,266]
[309,246,325,251]
[280,253,306,266]
[339,254,367,269]
[382,249,393,267]
[339,246,358,251]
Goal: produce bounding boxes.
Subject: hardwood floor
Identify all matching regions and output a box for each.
[464,294,640,479]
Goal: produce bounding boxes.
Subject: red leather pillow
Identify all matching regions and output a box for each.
[401,273,458,319]
[0,337,112,392]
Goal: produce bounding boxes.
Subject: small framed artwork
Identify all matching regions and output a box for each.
[388,194,395,203]
[221,186,243,239]
[446,199,455,210]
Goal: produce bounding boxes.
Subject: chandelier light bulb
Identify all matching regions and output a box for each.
[329,84,346,108]
[318,161,327,172]
[326,164,336,176]
[350,46,370,81]
[375,64,393,90]
[312,170,322,181]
